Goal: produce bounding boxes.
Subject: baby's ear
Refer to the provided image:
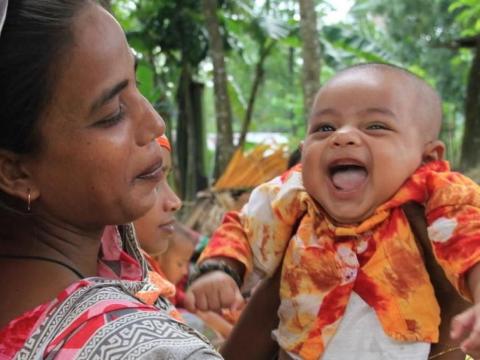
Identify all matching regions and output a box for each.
[422,140,446,163]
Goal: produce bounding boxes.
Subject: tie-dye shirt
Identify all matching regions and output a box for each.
[199,161,480,359]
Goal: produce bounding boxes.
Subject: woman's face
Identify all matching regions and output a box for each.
[134,147,182,255]
[24,4,165,231]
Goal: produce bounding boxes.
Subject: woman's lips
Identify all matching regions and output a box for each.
[136,160,163,181]
[158,221,175,235]
[158,221,175,238]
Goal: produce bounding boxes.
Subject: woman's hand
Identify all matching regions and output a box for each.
[451,303,480,358]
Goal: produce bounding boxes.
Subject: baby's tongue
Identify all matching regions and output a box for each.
[331,167,367,191]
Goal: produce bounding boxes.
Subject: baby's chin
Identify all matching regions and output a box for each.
[325,207,376,226]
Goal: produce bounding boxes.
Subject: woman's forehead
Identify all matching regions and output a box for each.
[49,5,132,116]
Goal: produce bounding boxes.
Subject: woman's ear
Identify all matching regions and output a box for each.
[0,150,40,203]
[422,140,446,163]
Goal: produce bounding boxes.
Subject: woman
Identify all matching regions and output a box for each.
[0,1,222,358]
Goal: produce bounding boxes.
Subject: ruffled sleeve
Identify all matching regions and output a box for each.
[199,167,309,279]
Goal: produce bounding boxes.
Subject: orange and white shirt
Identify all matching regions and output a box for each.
[200,161,480,359]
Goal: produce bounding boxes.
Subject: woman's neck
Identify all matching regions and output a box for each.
[0,212,102,278]
[0,212,104,327]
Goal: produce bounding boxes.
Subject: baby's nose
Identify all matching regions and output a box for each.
[332,128,360,147]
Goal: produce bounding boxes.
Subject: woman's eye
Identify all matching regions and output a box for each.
[95,104,126,128]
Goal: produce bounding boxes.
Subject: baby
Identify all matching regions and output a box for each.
[158,221,198,300]
[161,222,238,343]
[186,63,480,359]
[133,135,182,306]
[134,135,181,263]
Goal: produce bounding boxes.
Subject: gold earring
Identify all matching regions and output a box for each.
[27,189,31,212]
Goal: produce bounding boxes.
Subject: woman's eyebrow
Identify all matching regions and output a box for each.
[89,79,129,115]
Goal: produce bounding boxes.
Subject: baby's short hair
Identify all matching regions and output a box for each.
[338,62,420,80]
[316,62,443,140]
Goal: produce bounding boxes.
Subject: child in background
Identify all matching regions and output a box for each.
[133,136,235,343]
[160,222,237,343]
[133,135,182,307]
[134,135,180,262]
[186,63,480,359]
[158,222,198,306]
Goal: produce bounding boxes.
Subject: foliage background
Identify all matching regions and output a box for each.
[109,0,480,198]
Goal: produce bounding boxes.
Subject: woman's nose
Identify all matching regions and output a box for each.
[136,95,165,146]
[165,190,182,213]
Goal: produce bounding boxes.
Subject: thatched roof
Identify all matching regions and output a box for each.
[182,145,289,236]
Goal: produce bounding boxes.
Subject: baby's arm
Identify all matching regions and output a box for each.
[184,211,249,312]
[185,170,305,313]
[184,255,246,312]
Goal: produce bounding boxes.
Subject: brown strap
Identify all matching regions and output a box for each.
[402,202,469,359]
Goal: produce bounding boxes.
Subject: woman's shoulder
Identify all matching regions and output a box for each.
[71,307,223,359]
[18,279,222,359]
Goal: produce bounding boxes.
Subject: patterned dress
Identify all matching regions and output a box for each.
[199,161,480,360]
[0,225,222,360]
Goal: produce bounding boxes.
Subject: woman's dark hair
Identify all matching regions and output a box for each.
[0,0,92,154]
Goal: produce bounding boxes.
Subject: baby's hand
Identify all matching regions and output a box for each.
[184,271,244,313]
[451,303,480,358]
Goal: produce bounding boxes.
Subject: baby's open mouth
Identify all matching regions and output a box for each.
[329,164,368,191]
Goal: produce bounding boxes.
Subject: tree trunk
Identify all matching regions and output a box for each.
[202,0,234,179]
[176,65,207,203]
[191,81,209,192]
[288,46,298,135]
[460,37,480,170]
[298,0,321,122]
[237,42,275,150]
[177,66,196,201]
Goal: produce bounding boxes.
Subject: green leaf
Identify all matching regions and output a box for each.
[136,62,160,103]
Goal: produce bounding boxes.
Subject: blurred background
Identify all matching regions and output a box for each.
[101,0,480,218]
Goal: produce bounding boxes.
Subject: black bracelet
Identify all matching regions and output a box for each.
[188,261,243,288]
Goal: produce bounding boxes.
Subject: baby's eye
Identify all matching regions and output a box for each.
[313,124,336,132]
[367,123,388,130]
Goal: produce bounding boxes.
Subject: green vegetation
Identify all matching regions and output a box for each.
[109,0,480,198]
